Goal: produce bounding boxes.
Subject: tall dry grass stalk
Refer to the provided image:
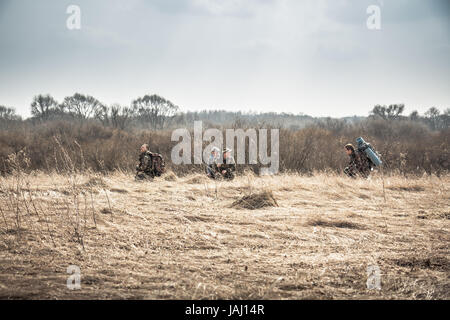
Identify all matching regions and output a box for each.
[0,138,111,251]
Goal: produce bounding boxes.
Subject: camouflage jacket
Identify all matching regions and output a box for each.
[215,155,236,175]
[137,151,153,175]
[348,151,372,177]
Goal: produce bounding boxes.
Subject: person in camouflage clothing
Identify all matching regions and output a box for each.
[344,144,372,178]
[215,148,236,180]
[205,147,220,179]
[135,144,154,181]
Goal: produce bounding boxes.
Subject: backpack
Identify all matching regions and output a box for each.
[356,137,382,167]
[150,152,165,176]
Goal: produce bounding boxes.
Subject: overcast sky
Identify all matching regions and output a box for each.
[0,0,449,117]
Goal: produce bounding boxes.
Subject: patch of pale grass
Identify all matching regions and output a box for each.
[0,171,448,299]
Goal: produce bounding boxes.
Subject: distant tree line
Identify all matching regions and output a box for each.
[369,104,449,131]
[15,93,179,130]
[1,94,448,132]
[0,94,448,176]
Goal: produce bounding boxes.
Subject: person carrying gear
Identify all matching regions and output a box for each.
[344,144,372,178]
[205,147,220,179]
[215,148,236,180]
[135,144,165,181]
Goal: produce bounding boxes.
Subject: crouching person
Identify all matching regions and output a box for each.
[216,148,236,180]
[206,147,220,179]
[135,144,165,181]
[343,144,371,178]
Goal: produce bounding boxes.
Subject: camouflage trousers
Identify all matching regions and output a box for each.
[205,166,217,180]
[206,166,235,180]
[344,166,370,179]
[344,166,356,178]
[220,170,235,181]
[135,171,154,181]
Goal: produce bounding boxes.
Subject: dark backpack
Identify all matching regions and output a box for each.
[150,153,165,176]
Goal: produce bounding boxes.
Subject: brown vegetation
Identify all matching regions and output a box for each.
[0,118,448,176]
[0,169,448,299]
[0,103,448,299]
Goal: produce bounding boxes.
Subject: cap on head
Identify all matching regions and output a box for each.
[223,148,232,153]
[345,144,355,152]
[211,147,220,153]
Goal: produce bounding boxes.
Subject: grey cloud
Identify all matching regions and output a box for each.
[0,0,448,117]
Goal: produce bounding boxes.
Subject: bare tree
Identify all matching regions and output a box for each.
[371,104,405,120]
[0,105,20,121]
[409,110,419,121]
[425,107,440,118]
[62,93,104,120]
[110,104,136,130]
[95,104,110,126]
[424,107,441,130]
[95,104,136,130]
[31,94,59,120]
[132,94,178,129]
[443,108,450,129]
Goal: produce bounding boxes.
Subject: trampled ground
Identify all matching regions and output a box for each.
[0,171,449,299]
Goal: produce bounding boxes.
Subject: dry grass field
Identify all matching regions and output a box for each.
[0,170,449,299]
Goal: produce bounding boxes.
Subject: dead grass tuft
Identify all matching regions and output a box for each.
[387,185,425,192]
[232,190,278,210]
[392,256,450,272]
[100,208,112,214]
[184,174,208,184]
[163,171,178,181]
[83,176,108,188]
[307,219,366,230]
[109,188,128,194]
